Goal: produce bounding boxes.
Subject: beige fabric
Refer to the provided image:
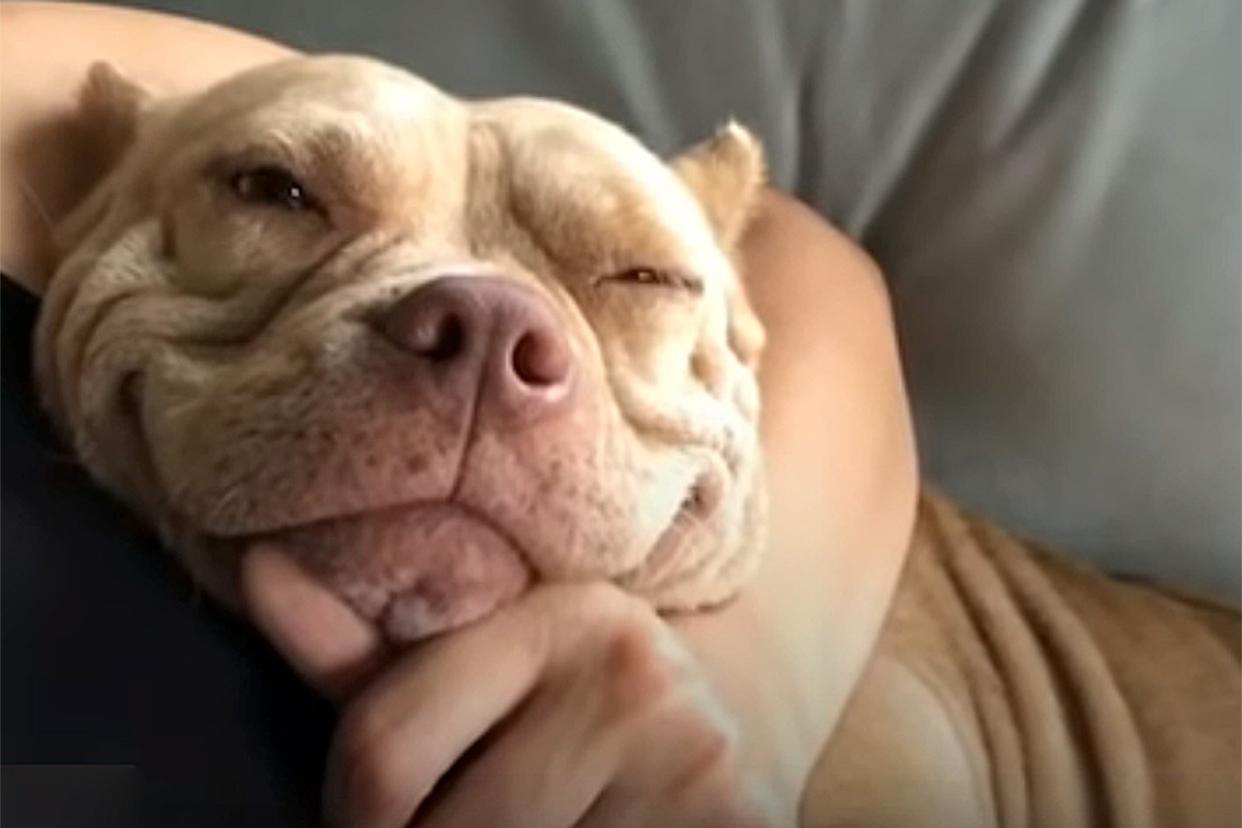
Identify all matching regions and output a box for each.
[804,489,1241,828]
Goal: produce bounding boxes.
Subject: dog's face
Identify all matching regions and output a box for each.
[37,56,766,642]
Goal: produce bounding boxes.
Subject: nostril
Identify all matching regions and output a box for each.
[512,330,570,387]
[383,297,467,362]
[411,311,465,361]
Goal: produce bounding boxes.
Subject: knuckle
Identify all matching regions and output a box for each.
[700,714,741,762]
[598,615,683,721]
[680,707,742,781]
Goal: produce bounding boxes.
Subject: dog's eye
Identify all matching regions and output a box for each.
[606,267,702,294]
[229,166,316,211]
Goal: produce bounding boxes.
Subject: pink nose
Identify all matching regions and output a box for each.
[380,276,575,423]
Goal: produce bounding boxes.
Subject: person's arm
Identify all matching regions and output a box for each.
[0,2,293,291]
[671,190,918,809]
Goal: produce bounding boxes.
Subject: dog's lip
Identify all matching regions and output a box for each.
[224,476,705,581]
[206,448,729,592]
[613,465,726,588]
[200,491,444,540]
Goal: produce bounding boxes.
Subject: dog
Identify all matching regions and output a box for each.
[37,55,768,644]
[36,56,1239,827]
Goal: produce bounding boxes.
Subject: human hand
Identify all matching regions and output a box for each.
[243,546,784,828]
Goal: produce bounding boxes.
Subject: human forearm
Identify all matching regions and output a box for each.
[672,192,919,817]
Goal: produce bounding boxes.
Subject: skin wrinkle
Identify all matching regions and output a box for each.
[64,219,357,429]
[70,280,146,400]
[612,381,746,471]
[49,233,144,420]
[443,332,485,506]
[192,234,362,349]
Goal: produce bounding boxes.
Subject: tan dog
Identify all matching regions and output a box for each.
[37,55,767,643]
[37,56,1240,827]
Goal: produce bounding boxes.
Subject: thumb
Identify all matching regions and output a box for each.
[240,544,389,703]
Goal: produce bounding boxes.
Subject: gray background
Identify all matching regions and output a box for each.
[106,0,1240,597]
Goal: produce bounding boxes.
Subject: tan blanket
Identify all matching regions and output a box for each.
[804,489,1240,828]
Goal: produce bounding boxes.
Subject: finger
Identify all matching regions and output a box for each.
[240,543,387,702]
[575,675,764,828]
[324,588,563,828]
[579,775,771,828]
[414,585,739,828]
[413,678,622,828]
[579,747,775,828]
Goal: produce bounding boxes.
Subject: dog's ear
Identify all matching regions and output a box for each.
[77,61,153,176]
[671,121,765,250]
[52,63,154,256]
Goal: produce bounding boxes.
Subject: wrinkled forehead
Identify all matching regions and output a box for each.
[158,56,466,163]
[149,56,721,263]
[470,97,716,252]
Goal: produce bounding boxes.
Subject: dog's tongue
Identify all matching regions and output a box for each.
[262,503,531,642]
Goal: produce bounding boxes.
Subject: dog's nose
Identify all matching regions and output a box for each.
[380,276,574,423]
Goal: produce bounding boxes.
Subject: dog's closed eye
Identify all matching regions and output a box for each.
[229,165,319,212]
[600,267,703,295]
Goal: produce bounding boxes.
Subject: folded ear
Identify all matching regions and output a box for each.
[671,121,766,250]
[52,63,154,257]
[77,61,153,176]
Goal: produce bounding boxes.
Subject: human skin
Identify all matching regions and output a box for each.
[1,3,918,824]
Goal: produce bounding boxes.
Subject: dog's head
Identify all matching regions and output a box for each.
[37,56,767,642]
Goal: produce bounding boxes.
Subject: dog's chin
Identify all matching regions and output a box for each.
[237,478,713,643]
[255,502,533,642]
